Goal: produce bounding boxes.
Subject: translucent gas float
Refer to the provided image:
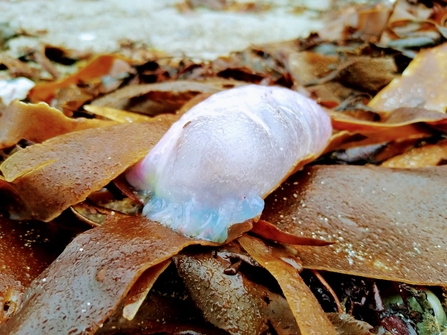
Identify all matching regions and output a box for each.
[126,85,332,242]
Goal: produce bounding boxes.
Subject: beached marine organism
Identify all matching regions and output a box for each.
[126,85,332,242]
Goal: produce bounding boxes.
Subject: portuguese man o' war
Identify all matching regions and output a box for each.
[126,85,332,242]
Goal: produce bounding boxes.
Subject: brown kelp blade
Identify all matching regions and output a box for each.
[0,100,114,150]
[382,139,447,168]
[174,246,299,335]
[238,235,337,335]
[329,107,447,133]
[122,260,171,321]
[89,79,245,115]
[326,107,447,152]
[261,165,447,285]
[0,216,250,335]
[0,216,72,325]
[0,120,174,221]
[252,219,332,246]
[369,42,447,113]
[83,105,154,123]
[28,54,132,103]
